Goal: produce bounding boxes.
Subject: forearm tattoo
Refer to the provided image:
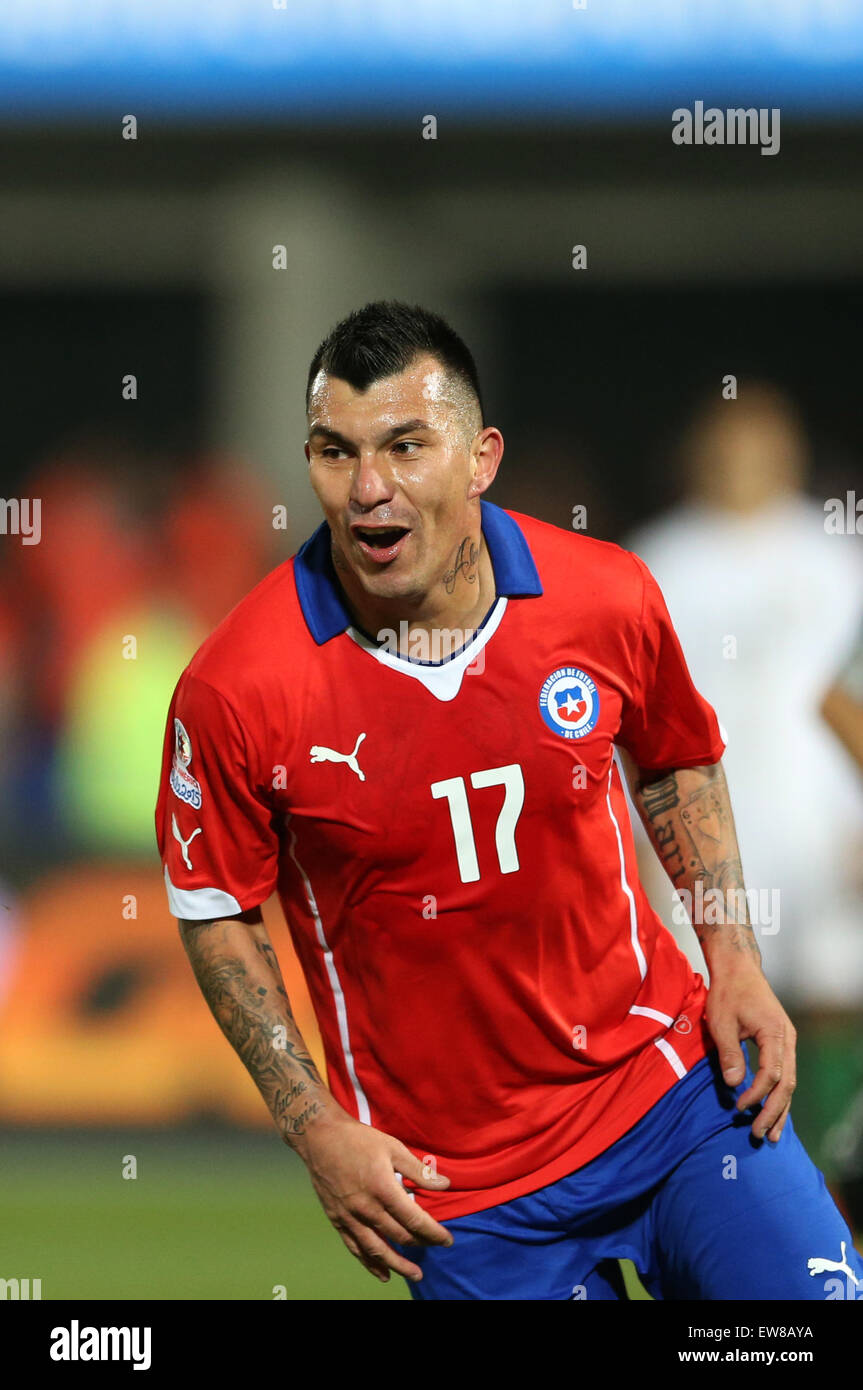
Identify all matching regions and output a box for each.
[180,921,327,1143]
[638,763,760,962]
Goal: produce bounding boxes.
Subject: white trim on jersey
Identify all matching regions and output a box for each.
[629,1004,675,1027]
[163,865,243,919]
[345,596,508,702]
[285,817,372,1126]
[610,757,690,1079]
[605,758,648,980]
[654,1036,687,1079]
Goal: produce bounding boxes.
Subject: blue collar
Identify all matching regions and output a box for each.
[294,498,543,645]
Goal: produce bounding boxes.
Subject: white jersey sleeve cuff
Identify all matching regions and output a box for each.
[164,865,243,920]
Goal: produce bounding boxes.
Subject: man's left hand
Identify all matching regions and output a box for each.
[704,964,797,1143]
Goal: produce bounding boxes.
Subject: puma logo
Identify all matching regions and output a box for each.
[807,1241,860,1284]
[171,812,203,870]
[309,732,366,781]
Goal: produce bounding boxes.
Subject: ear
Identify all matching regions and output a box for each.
[467,427,503,499]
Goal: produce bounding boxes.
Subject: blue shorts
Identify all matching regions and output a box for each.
[396,1049,863,1300]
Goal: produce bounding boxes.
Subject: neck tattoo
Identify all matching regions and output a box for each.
[443,535,480,595]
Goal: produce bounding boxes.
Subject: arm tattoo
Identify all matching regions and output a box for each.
[636,762,761,963]
[180,921,328,1143]
[253,937,290,1000]
[639,771,687,884]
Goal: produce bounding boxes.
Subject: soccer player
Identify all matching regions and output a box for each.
[156,301,863,1300]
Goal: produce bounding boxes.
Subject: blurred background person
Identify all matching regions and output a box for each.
[820,618,863,1232]
[626,386,863,1158]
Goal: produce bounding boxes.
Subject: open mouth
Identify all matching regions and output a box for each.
[351,525,411,563]
[354,526,408,549]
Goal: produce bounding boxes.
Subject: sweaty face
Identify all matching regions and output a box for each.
[305,353,482,604]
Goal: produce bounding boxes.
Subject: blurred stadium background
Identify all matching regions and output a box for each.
[1,0,863,1300]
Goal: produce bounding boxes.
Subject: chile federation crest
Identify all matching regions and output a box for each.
[539,666,600,740]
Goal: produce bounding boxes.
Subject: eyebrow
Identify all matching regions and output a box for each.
[308,418,433,449]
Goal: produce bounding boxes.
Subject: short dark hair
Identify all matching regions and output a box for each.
[305,300,485,425]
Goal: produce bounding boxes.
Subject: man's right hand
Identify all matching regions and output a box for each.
[294,1110,454,1284]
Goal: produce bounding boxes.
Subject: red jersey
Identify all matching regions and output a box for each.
[155,502,726,1220]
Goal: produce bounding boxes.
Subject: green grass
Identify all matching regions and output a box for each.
[0,1128,408,1300]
